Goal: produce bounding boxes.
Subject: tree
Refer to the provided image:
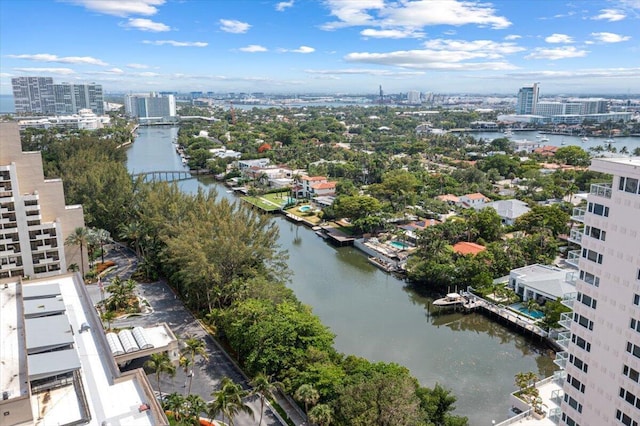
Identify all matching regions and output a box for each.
[514,204,570,237]
[250,372,281,425]
[294,384,319,415]
[308,403,333,426]
[105,276,137,312]
[183,336,209,395]
[183,394,207,423]
[555,145,590,166]
[101,310,116,331]
[65,227,89,278]
[209,377,253,426]
[333,195,382,221]
[469,207,503,242]
[163,392,185,421]
[145,352,176,398]
[179,355,192,395]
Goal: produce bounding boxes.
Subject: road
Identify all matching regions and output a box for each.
[87,244,305,426]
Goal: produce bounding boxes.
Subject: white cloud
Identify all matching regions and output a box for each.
[591,32,631,43]
[360,28,425,39]
[506,67,640,80]
[525,46,588,60]
[322,0,511,31]
[65,0,165,17]
[592,8,626,21]
[7,53,108,66]
[138,72,160,77]
[13,67,76,75]
[423,39,525,55]
[127,63,149,69]
[305,68,426,76]
[239,45,268,52]
[85,68,125,75]
[143,40,208,47]
[122,18,170,32]
[545,33,574,44]
[0,73,14,78]
[292,46,315,53]
[219,19,251,34]
[504,35,521,41]
[275,0,294,12]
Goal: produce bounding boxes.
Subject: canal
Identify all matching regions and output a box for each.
[126,125,557,425]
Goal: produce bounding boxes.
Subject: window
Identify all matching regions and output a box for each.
[567,374,586,393]
[580,271,600,287]
[584,225,606,241]
[570,354,588,373]
[619,387,640,409]
[630,318,640,334]
[582,248,603,264]
[577,293,597,309]
[623,365,640,384]
[634,294,640,306]
[637,269,640,281]
[574,313,594,330]
[563,393,583,413]
[626,342,640,359]
[572,334,591,352]
[562,413,580,426]
[619,176,640,194]
[587,202,609,217]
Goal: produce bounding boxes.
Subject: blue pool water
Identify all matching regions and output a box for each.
[511,303,545,319]
[389,240,409,249]
[298,205,311,212]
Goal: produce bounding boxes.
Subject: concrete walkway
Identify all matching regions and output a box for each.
[87,244,306,426]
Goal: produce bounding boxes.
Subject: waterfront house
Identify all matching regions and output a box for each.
[452,241,486,256]
[509,264,577,303]
[398,219,441,244]
[295,176,337,199]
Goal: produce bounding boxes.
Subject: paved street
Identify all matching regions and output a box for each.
[87,244,305,426]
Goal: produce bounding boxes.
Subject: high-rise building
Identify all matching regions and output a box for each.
[11,77,56,114]
[407,90,421,104]
[516,83,539,115]
[0,122,87,278]
[124,93,176,118]
[11,77,103,115]
[559,157,640,426]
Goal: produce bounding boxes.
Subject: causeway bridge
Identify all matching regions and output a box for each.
[131,170,195,183]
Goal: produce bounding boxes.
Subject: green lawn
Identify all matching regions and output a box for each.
[241,196,281,212]
[262,191,290,205]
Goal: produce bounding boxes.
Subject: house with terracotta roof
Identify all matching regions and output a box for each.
[295,176,337,199]
[533,145,559,157]
[436,194,460,204]
[452,241,486,256]
[398,219,442,243]
[458,192,491,208]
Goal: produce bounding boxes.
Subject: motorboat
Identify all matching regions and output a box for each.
[581,137,589,142]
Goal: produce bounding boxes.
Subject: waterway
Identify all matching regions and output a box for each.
[126,125,557,424]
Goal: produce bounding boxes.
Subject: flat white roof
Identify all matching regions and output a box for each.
[591,156,640,176]
[0,279,28,401]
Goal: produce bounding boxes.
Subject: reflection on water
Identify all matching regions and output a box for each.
[127,126,557,425]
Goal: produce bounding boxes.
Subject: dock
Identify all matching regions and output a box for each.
[320,226,355,246]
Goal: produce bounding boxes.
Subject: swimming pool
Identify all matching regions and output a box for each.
[298,205,312,212]
[389,240,409,250]
[510,303,545,319]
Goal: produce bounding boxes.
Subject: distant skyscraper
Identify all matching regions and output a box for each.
[516,83,539,115]
[11,77,56,114]
[407,90,421,104]
[124,93,176,118]
[12,77,103,115]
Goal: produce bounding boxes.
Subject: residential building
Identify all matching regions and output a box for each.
[452,241,486,256]
[124,93,176,118]
[237,158,270,170]
[0,273,168,426]
[458,192,491,208]
[11,77,104,115]
[296,176,337,198]
[11,77,55,114]
[0,122,86,278]
[516,83,539,115]
[407,90,421,104]
[557,157,640,426]
[478,199,530,225]
[509,264,577,303]
[17,109,110,131]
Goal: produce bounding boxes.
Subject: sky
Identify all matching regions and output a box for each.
[0,0,639,96]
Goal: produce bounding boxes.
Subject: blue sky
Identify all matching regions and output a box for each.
[0,0,639,95]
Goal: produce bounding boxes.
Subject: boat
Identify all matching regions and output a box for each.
[433,293,467,307]
[367,256,397,273]
[581,137,589,142]
[605,138,615,143]
[540,137,550,142]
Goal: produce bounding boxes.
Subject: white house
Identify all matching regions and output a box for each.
[458,192,491,208]
[509,264,577,303]
[477,199,530,225]
[295,176,337,199]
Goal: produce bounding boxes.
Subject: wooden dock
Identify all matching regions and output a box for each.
[320,226,355,246]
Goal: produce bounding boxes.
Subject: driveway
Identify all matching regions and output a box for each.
[87,244,303,426]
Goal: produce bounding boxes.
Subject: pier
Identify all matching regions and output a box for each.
[131,170,194,183]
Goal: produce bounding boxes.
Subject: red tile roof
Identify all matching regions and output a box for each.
[452,241,486,256]
[301,176,327,182]
[311,182,336,190]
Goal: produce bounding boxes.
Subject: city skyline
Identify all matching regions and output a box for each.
[0,0,639,96]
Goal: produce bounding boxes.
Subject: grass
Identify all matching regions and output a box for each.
[262,191,290,205]
[284,205,322,225]
[241,196,281,212]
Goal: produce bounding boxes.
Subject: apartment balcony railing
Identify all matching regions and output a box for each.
[565,271,577,285]
[567,228,583,245]
[556,331,571,350]
[590,183,612,199]
[561,292,577,309]
[553,370,567,383]
[566,250,581,268]
[554,351,568,369]
[558,313,573,330]
[571,207,586,222]
[548,407,562,424]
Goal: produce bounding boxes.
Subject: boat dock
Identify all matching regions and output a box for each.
[320,226,355,246]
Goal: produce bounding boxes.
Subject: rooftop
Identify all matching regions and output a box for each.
[452,241,486,256]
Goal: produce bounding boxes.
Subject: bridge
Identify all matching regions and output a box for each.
[131,170,195,183]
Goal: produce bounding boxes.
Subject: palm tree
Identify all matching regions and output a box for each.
[308,403,332,426]
[179,355,193,395]
[101,310,116,331]
[105,276,136,312]
[184,394,206,423]
[209,377,253,426]
[94,228,111,265]
[250,372,281,425]
[65,227,89,278]
[183,336,209,395]
[163,392,185,421]
[144,352,176,399]
[294,384,319,415]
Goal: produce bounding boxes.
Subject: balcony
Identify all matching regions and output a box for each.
[561,292,577,309]
[558,313,573,330]
[565,271,577,285]
[590,183,612,199]
[567,228,583,245]
[566,250,581,268]
[554,351,568,369]
[571,207,585,222]
[556,331,570,350]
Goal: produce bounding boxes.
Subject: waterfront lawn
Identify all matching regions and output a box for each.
[284,205,322,225]
[242,196,281,212]
[262,191,289,206]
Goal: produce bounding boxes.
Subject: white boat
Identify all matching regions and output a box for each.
[368,256,397,273]
[605,138,615,143]
[581,137,588,142]
[433,293,467,307]
[540,137,550,142]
